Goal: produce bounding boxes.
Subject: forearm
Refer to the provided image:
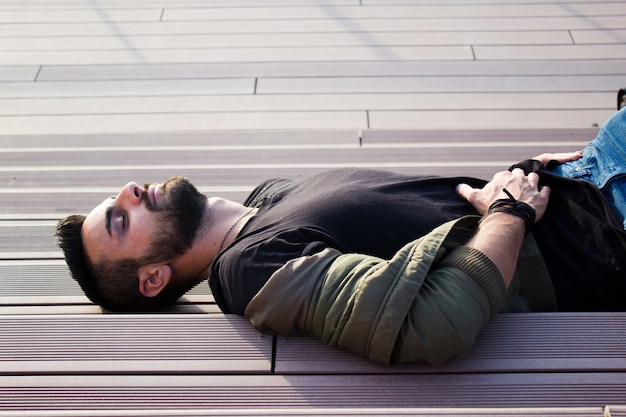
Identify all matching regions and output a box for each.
[456,167,549,288]
[465,212,526,289]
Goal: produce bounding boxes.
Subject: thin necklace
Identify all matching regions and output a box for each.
[217,208,255,253]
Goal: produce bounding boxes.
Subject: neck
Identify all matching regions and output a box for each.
[170,199,257,284]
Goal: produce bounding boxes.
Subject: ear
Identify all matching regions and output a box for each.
[138,263,172,298]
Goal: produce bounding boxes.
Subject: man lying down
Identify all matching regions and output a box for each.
[56,109,626,366]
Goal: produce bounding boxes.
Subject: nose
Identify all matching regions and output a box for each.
[118,182,144,205]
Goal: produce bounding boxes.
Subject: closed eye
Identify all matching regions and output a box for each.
[115,210,127,235]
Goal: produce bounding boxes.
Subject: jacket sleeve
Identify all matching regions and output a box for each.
[245,216,507,366]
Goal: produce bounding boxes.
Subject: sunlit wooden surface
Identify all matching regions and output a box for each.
[1,1,625,415]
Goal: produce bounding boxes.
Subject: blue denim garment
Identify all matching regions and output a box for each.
[549,108,626,228]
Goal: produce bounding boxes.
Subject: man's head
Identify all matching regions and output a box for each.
[56,176,208,311]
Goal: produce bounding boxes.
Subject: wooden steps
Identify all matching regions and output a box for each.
[2,0,626,414]
[2,127,625,414]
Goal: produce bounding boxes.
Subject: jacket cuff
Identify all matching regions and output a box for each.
[440,246,506,318]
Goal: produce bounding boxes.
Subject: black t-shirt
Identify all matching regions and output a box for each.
[209,169,483,314]
[513,160,626,311]
[209,166,626,315]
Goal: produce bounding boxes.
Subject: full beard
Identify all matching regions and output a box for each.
[142,176,208,264]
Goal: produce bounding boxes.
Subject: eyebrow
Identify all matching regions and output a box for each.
[105,206,113,237]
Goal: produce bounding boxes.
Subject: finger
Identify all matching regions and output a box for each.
[511,168,526,178]
[556,151,583,163]
[455,183,474,201]
[527,171,540,188]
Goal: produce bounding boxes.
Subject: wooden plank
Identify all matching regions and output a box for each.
[0,46,473,66]
[0,0,616,8]
[0,303,222,315]
[34,59,626,81]
[607,406,626,417]
[0,294,212,306]
[0,261,85,296]
[361,128,600,144]
[369,109,615,130]
[0,93,614,117]
[0,112,368,134]
[0,314,272,374]
[0,144,589,168]
[0,406,608,417]
[475,45,626,60]
[274,313,626,374]
[257,75,623,94]
[0,0,358,7]
[0,79,254,98]
[0,9,162,23]
[0,260,213,300]
[161,4,626,20]
[1,105,611,134]
[0,130,360,147]
[365,0,619,3]
[0,66,38,82]
[0,30,574,51]
[572,29,626,44]
[0,373,623,408]
[1,16,624,37]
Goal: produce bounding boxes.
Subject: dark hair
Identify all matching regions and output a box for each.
[55,215,194,312]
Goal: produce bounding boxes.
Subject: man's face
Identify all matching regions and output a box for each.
[82,176,207,266]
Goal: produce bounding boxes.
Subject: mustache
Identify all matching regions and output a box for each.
[142,176,189,211]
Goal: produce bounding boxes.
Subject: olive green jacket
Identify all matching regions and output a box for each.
[245,216,555,366]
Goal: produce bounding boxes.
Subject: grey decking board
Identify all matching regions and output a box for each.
[5,16,625,37]
[0,128,588,148]
[0,145,587,168]
[0,66,39,82]
[0,314,272,374]
[0,8,162,23]
[361,128,600,144]
[0,78,255,98]
[31,59,626,82]
[161,4,626,20]
[0,0,359,7]
[0,260,212,299]
[0,0,620,5]
[0,303,222,315]
[0,407,608,417]
[257,75,625,94]
[274,312,626,374]
[0,373,624,408]
[0,46,474,66]
[0,93,615,117]
[0,130,359,148]
[369,109,614,130]
[0,112,369,134]
[572,29,626,44]
[3,31,577,52]
[475,44,626,61]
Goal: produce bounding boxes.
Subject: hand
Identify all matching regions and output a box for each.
[456,168,550,222]
[532,151,583,165]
